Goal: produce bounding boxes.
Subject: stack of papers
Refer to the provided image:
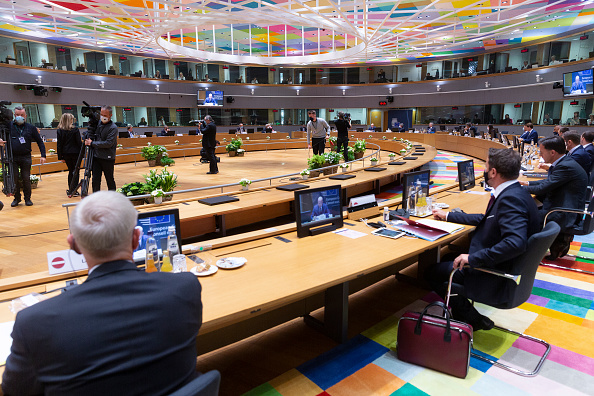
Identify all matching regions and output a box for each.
[391,216,464,241]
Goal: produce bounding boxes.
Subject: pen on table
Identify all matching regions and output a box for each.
[335,229,348,234]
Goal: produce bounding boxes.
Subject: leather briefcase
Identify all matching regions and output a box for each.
[396,301,473,378]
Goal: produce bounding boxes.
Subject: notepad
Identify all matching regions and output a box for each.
[415,219,465,234]
[391,215,450,241]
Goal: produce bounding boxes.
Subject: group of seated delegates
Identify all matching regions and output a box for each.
[461,123,477,136]
[552,125,569,136]
[2,191,204,395]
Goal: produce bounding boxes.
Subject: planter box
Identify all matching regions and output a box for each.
[309,170,321,178]
[31,181,39,189]
[130,198,144,206]
[322,165,338,175]
[228,151,237,157]
[237,151,245,157]
[354,151,364,159]
[147,160,157,167]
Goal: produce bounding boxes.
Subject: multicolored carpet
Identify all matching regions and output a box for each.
[376,151,485,203]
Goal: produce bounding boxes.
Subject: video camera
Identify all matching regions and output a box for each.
[0,101,15,198]
[0,101,12,125]
[80,101,101,138]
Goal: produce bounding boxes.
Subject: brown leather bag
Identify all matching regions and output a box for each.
[396,301,473,378]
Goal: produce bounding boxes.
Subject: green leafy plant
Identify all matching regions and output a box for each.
[347,147,355,161]
[307,154,326,170]
[225,137,243,152]
[143,168,178,192]
[353,139,366,153]
[239,178,251,187]
[48,148,56,154]
[117,182,149,197]
[323,151,342,165]
[159,156,175,166]
[300,169,310,176]
[328,136,337,144]
[141,144,167,161]
[151,188,164,197]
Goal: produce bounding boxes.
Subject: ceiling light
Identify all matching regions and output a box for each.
[155,85,160,92]
[99,81,105,89]
[35,75,42,84]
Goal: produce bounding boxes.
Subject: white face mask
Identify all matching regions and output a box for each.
[100,116,109,124]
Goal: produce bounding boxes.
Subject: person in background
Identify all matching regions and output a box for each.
[138,117,147,126]
[563,131,592,175]
[398,122,405,132]
[588,114,594,126]
[265,123,274,133]
[542,114,553,125]
[502,114,512,125]
[160,126,170,136]
[549,55,562,66]
[251,77,258,84]
[8,106,46,207]
[567,111,580,126]
[377,68,386,82]
[581,130,594,165]
[155,70,161,79]
[311,196,331,220]
[178,72,185,81]
[1,191,203,395]
[158,116,166,127]
[236,123,246,134]
[518,122,538,144]
[127,124,134,137]
[335,112,351,162]
[472,114,481,124]
[204,74,212,82]
[521,60,530,70]
[306,110,330,155]
[427,122,436,133]
[200,115,218,174]
[85,105,118,192]
[368,123,376,132]
[56,113,82,197]
[287,76,293,84]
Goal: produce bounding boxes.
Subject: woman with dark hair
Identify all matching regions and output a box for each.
[57,113,82,196]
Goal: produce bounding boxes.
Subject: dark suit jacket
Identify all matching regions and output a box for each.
[311,203,330,219]
[56,127,82,159]
[447,182,540,305]
[427,126,436,133]
[584,144,594,171]
[200,122,217,149]
[524,155,588,230]
[91,121,118,160]
[519,129,538,144]
[2,260,203,396]
[569,145,592,175]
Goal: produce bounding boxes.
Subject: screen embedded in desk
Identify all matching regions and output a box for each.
[295,185,343,237]
[457,159,475,191]
[134,208,182,259]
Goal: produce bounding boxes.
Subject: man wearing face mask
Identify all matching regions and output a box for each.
[84,106,118,192]
[9,106,46,207]
[306,110,330,156]
[426,148,540,331]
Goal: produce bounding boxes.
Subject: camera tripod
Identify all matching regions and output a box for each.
[0,101,15,199]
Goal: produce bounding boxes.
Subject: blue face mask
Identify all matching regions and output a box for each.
[14,116,25,125]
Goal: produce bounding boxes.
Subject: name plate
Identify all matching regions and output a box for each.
[47,249,87,275]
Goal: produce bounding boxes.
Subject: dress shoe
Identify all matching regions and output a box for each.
[25,200,34,206]
[472,315,494,331]
[11,199,21,207]
[206,171,219,174]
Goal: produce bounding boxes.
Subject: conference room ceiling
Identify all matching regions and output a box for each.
[1,0,593,65]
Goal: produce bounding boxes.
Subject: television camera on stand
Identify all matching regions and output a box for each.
[68,101,102,198]
[0,101,15,211]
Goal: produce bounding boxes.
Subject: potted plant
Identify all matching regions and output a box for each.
[48,148,56,155]
[239,178,251,191]
[370,157,379,165]
[353,139,366,159]
[30,174,40,188]
[159,154,175,166]
[117,143,123,149]
[382,136,387,140]
[266,136,271,140]
[347,146,355,161]
[339,163,349,172]
[117,182,148,206]
[322,151,341,175]
[300,169,310,180]
[144,168,178,202]
[307,154,325,178]
[389,152,396,160]
[141,144,167,166]
[286,136,290,139]
[368,134,373,138]
[237,148,245,157]
[226,143,237,156]
[174,140,180,145]
[151,188,165,204]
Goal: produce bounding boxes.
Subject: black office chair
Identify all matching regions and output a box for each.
[168,370,221,396]
[446,221,560,376]
[540,195,594,274]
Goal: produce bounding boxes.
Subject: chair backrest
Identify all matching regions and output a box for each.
[505,221,560,309]
[168,370,221,396]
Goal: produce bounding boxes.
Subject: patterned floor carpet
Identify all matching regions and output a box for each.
[243,154,594,396]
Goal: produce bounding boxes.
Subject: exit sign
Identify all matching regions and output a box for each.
[570,101,579,105]
[379,101,387,106]
[514,104,522,108]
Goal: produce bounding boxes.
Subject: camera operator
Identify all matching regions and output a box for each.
[199,115,218,174]
[84,106,117,192]
[335,112,351,162]
[306,110,330,155]
[9,106,46,207]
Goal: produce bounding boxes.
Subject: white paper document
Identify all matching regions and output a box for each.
[0,321,14,365]
[333,229,367,239]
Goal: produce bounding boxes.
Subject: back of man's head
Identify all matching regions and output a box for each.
[338,112,344,119]
[488,148,521,180]
[540,136,567,155]
[560,127,570,134]
[563,131,581,146]
[70,191,138,258]
[582,130,594,143]
[525,122,534,129]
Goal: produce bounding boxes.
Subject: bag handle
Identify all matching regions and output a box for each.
[414,301,452,342]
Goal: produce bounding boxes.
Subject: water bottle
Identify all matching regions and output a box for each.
[407,183,416,215]
[145,230,158,273]
[166,226,179,259]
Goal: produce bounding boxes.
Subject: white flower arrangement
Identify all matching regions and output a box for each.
[246,137,250,140]
[370,157,379,162]
[151,188,164,197]
[239,178,251,187]
[174,140,179,145]
[30,174,40,182]
[339,163,349,169]
[369,134,373,138]
[147,142,152,146]
[266,136,271,139]
[300,169,310,176]
[399,148,407,153]
[393,137,399,141]
[389,152,396,157]
[286,136,290,139]
[382,136,387,140]
[237,148,245,153]
[48,148,56,154]
[117,143,123,148]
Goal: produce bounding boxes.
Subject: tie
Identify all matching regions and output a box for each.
[486,195,495,213]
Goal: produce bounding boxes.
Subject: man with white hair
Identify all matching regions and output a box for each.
[2,191,203,395]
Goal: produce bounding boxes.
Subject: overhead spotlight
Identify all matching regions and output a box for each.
[536,75,543,83]
[251,88,254,95]
[484,81,490,88]
[436,85,441,92]
[342,89,346,96]
[296,89,300,96]
[99,81,105,89]
[35,75,42,84]
[389,87,393,94]
[155,85,160,92]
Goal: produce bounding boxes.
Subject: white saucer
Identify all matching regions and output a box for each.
[190,265,218,277]
[433,203,450,209]
[216,257,247,269]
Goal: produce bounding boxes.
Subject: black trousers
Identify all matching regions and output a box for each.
[424,260,484,326]
[337,137,349,162]
[312,137,325,155]
[12,155,32,201]
[205,146,218,173]
[63,154,80,193]
[92,157,116,192]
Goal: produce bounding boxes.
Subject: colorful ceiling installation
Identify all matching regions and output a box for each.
[0,0,593,65]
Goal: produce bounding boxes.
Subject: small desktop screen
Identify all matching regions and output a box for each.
[563,69,593,96]
[402,170,430,210]
[457,160,475,191]
[197,90,224,107]
[295,185,343,237]
[133,208,182,262]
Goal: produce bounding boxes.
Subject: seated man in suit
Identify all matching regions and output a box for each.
[521,136,588,259]
[2,191,203,395]
[368,123,376,131]
[563,131,591,175]
[236,123,247,134]
[397,123,405,132]
[462,122,476,136]
[518,122,538,144]
[427,122,436,133]
[160,126,170,136]
[427,148,540,330]
[311,196,331,220]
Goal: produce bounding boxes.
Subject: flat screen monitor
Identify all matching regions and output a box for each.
[563,68,593,96]
[145,131,153,137]
[295,185,343,238]
[197,90,224,107]
[457,160,475,191]
[133,208,182,263]
[166,130,175,136]
[402,170,430,210]
[118,131,129,139]
[189,130,198,135]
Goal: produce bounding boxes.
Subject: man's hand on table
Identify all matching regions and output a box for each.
[432,209,447,221]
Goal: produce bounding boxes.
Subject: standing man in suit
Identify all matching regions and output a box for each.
[428,148,540,330]
[518,122,538,144]
[335,112,351,162]
[2,191,203,395]
[200,115,218,174]
[563,131,591,175]
[85,105,118,192]
[236,123,246,134]
[427,122,436,133]
[521,136,587,259]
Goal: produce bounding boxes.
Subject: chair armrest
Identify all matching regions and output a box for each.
[445,267,521,308]
[543,207,590,228]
